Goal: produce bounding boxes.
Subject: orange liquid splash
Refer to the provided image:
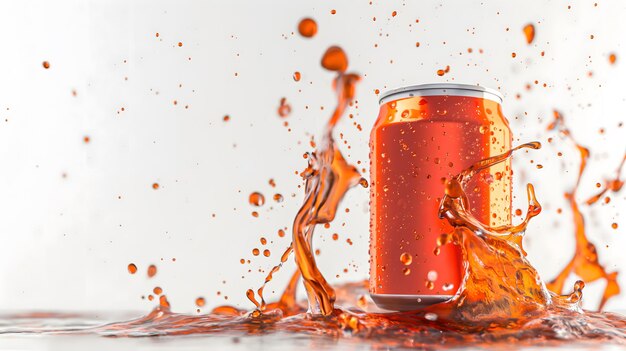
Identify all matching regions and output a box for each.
[586,152,625,205]
[246,45,364,316]
[88,83,625,346]
[545,110,621,311]
[2,35,626,351]
[70,140,626,348]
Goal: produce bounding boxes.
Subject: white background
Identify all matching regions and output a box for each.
[0,0,623,314]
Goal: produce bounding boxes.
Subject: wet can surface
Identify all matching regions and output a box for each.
[369,84,512,311]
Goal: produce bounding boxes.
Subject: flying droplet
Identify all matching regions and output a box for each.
[278,98,291,117]
[127,263,137,274]
[523,24,535,44]
[436,65,450,76]
[321,46,348,72]
[249,192,265,206]
[298,18,318,38]
[147,264,157,278]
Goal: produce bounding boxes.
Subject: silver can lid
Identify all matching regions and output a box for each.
[379,83,503,105]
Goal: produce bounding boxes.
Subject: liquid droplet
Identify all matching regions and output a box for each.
[249,192,265,206]
[278,98,291,118]
[147,265,157,278]
[127,263,137,274]
[436,65,450,76]
[427,270,438,282]
[357,295,367,308]
[297,18,317,38]
[523,24,535,44]
[321,46,348,72]
[400,252,412,265]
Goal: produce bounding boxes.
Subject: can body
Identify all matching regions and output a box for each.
[369,84,512,311]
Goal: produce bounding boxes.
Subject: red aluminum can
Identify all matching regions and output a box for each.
[369,84,512,310]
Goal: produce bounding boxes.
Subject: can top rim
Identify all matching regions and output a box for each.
[379,83,504,104]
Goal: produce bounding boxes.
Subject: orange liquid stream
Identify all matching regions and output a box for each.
[545,110,623,311]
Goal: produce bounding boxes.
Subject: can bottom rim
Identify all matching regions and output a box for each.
[370,293,454,311]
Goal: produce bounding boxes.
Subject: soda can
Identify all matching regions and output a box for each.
[369,84,512,310]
